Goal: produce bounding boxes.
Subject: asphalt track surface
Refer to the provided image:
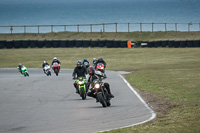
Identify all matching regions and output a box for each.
[0,68,156,133]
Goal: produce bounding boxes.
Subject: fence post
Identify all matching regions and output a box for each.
[128,23,130,33]
[152,23,154,32]
[64,25,66,32]
[90,24,92,33]
[116,23,117,33]
[24,26,26,34]
[103,23,105,32]
[165,23,167,32]
[10,26,13,34]
[77,25,79,32]
[175,23,177,32]
[140,23,142,32]
[38,25,40,34]
[51,25,53,33]
[188,23,190,32]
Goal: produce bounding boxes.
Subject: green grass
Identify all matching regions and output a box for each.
[1,31,200,41]
[0,48,200,133]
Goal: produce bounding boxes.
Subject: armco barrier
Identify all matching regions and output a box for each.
[91,40,98,47]
[120,41,127,48]
[168,41,174,48]
[147,41,154,48]
[82,40,90,47]
[6,41,13,49]
[60,40,68,47]
[52,41,60,48]
[161,41,168,47]
[44,40,52,48]
[113,40,121,48]
[154,41,161,48]
[22,40,29,48]
[98,40,106,47]
[187,40,193,47]
[13,41,21,48]
[174,41,180,48]
[193,40,200,47]
[0,41,5,49]
[106,40,114,48]
[75,40,83,47]
[68,40,75,47]
[30,40,37,48]
[1,40,200,48]
[37,41,45,48]
[180,41,187,47]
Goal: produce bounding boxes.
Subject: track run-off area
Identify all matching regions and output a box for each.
[0,68,156,133]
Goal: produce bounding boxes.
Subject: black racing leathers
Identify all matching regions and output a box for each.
[72,66,87,78]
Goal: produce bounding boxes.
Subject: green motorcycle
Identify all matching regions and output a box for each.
[18,66,29,77]
[75,77,87,100]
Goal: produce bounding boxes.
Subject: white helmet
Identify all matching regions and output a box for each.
[53,57,57,60]
[43,61,47,63]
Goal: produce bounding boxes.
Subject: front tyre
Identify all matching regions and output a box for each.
[97,93,107,107]
[80,87,86,100]
[55,69,58,76]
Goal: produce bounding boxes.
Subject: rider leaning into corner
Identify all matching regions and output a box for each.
[17,64,24,74]
[42,61,49,72]
[51,57,61,69]
[72,60,88,93]
[87,66,114,102]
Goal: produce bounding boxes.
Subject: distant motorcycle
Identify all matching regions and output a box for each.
[19,66,29,77]
[96,63,105,73]
[92,71,111,107]
[43,65,51,76]
[52,62,60,76]
[74,77,87,100]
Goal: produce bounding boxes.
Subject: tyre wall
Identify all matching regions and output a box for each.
[1,40,200,48]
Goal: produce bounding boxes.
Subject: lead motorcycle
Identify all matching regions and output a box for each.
[43,65,51,76]
[74,77,88,100]
[92,71,111,107]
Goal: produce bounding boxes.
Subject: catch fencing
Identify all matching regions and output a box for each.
[0,23,200,34]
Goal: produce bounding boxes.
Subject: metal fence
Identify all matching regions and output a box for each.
[0,23,200,34]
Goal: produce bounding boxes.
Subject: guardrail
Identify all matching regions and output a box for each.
[0,23,200,34]
[0,40,199,49]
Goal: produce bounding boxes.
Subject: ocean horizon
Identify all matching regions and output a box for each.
[0,0,200,33]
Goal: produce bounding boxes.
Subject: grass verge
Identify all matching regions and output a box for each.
[0,31,200,41]
[0,48,200,133]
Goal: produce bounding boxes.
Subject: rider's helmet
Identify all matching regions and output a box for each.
[76,60,82,68]
[18,64,22,68]
[98,57,103,61]
[83,58,87,62]
[43,61,47,64]
[88,66,95,76]
[93,58,96,61]
[53,57,57,60]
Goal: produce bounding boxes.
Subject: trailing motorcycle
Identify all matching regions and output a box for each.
[75,77,87,100]
[19,66,29,77]
[43,65,51,76]
[92,72,111,107]
[52,62,60,76]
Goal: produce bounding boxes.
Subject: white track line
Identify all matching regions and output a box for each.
[98,74,156,133]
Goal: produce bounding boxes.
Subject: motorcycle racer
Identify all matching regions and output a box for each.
[42,61,49,72]
[95,57,106,69]
[87,66,114,101]
[72,60,88,93]
[51,57,61,69]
